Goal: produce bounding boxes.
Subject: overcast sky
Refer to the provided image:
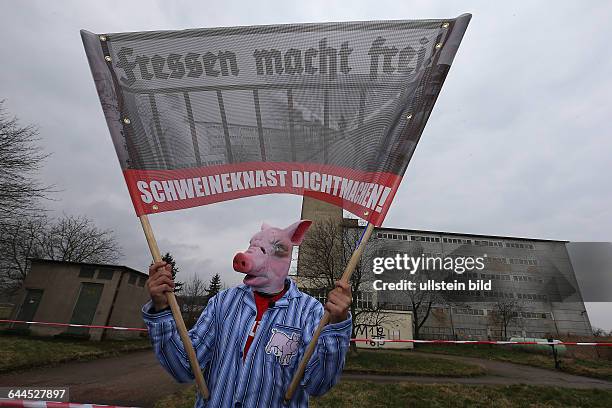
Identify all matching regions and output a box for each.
[1,1,610,329]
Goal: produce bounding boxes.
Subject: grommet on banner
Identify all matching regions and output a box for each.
[99,35,107,41]
[152,205,159,210]
[123,117,131,124]
[104,55,112,62]
[406,113,413,120]
[441,22,449,29]
[435,43,443,49]
[364,211,369,216]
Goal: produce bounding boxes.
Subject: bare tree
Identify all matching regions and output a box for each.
[378,243,446,340]
[0,214,122,294]
[297,218,389,352]
[0,217,45,294]
[593,327,611,337]
[403,270,443,340]
[488,298,523,340]
[181,274,208,328]
[37,214,122,263]
[0,101,51,224]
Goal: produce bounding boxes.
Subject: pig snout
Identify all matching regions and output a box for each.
[233,252,253,273]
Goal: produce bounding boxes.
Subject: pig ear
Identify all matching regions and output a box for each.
[285,220,312,245]
[261,222,272,231]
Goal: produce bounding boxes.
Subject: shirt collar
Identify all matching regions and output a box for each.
[237,277,301,308]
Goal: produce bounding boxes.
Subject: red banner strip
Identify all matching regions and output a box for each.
[123,162,402,225]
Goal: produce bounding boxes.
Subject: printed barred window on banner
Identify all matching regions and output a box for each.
[81,15,471,226]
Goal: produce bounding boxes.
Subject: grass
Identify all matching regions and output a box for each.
[344,349,484,377]
[0,334,151,372]
[156,382,612,408]
[417,344,612,382]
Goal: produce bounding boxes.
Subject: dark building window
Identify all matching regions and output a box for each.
[79,266,95,278]
[97,268,114,280]
[128,273,138,285]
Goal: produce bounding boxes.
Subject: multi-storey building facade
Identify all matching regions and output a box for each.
[345,224,592,340]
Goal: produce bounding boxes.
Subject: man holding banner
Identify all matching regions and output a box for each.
[143,219,353,407]
[81,13,470,408]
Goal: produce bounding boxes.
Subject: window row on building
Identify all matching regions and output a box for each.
[444,237,472,244]
[478,273,543,283]
[506,242,535,249]
[453,308,550,320]
[457,290,548,302]
[520,311,551,319]
[517,293,548,301]
[453,307,485,316]
[455,327,488,336]
[375,232,536,251]
[489,329,550,338]
[484,290,516,299]
[474,240,504,247]
[513,275,543,283]
[481,273,512,281]
[483,256,538,265]
[509,258,538,265]
[306,288,374,309]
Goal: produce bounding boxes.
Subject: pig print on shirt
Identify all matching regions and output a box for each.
[265,328,301,366]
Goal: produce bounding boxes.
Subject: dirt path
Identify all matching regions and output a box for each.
[0,350,187,407]
[1,350,611,407]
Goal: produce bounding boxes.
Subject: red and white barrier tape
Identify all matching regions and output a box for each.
[0,401,136,408]
[0,320,147,332]
[351,338,612,346]
[2,319,611,346]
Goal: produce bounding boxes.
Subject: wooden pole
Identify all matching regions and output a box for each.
[284,223,375,403]
[139,215,210,399]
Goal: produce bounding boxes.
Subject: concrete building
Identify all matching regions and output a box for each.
[361,224,593,340]
[297,200,593,342]
[8,259,150,341]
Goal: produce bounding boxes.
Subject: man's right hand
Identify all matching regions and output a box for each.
[147,261,175,312]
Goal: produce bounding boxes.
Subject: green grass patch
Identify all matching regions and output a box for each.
[418,344,612,382]
[344,349,484,377]
[156,382,612,408]
[0,334,151,372]
[155,387,197,408]
[312,381,612,408]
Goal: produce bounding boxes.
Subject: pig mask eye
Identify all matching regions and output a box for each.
[272,240,289,257]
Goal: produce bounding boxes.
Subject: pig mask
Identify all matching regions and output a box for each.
[233,220,312,293]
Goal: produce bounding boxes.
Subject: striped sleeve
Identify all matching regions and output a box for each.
[142,296,217,383]
[301,302,352,397]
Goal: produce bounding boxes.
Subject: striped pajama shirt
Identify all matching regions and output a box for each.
[142,278,352,407]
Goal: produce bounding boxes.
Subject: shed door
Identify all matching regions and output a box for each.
[13,289,44,330]
[66,283,104,335]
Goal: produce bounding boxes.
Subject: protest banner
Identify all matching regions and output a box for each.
[81,14,471,400]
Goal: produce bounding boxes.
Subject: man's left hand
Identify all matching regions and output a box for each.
[325,281,352,324]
